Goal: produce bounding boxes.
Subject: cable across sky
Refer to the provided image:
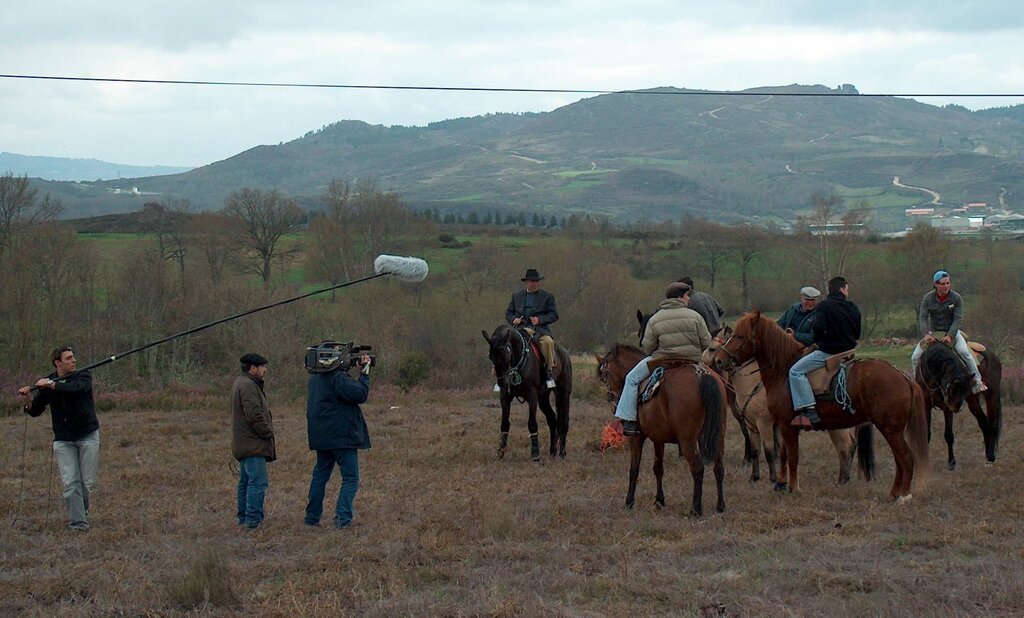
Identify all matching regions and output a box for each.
[2,73,1024,99]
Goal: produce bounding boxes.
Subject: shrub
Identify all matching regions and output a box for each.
[167,548,239,609]
[397,351,431,393]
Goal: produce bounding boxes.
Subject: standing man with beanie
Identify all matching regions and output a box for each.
[231,353,275,530]
[506,268,560,388]
[18,346,99,531]
[304,351,373,529]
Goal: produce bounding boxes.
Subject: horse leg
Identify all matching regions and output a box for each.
[966,395,996,464]
[780,427,800,493]
[498,394,512,458]
[746,419,762,482]
[943,408,956,471]
[984,388,1002,461]
[527,396,541,461]
[626,436,644,508]
[879,428,915,500]
[829,429,855,485]
[681,440,704,516]
[538,395,558,458]
[653,441,666,507]
[754,411,776,484]
[714,449,726,513]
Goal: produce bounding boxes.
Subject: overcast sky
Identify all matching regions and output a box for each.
[3,1,1023,167]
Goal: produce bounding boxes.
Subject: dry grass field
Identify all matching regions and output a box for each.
[2,379,1023,616]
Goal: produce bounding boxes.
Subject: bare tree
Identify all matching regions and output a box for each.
[687,219,730,290]
[223,188,306,287]
[141,199,192,295]
[0,173,64,254]
[795,193,868,286]
[728,226,764,309]
[187,212,234,285]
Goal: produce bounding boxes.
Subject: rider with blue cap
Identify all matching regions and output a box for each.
[911,270,987,393]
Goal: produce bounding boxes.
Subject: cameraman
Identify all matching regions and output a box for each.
[304,352,373,529]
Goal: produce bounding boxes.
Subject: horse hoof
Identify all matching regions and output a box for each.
[947,462,956,471]
[896,494,913,505]
[689,509,702,517]
[497,449,506,459]
[772,482,788,492]
[625,501,635,509]
[717,503,726,513]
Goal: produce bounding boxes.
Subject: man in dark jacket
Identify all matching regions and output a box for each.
[788,276,862,429]
[304,352,372,529]
[19,346,99,531]
[777,286,820,347]
[231,353,275,529]
[678,276,725,333]
[506,268,559,388]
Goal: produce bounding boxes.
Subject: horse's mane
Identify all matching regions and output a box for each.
[921,343,972,382]
[736,311,803,368]
[608,342,643,360]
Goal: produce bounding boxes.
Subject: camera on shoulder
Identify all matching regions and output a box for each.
[304,341,376,374]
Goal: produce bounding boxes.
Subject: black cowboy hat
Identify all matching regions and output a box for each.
[521,268,543,281]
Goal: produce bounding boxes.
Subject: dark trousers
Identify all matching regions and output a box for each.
[304,448,360,527]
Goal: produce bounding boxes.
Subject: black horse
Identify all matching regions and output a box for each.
[636,309,758,466]
[916,342,1003,470]
[482,325,572,460]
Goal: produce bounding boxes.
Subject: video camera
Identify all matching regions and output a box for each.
[303,341,376,374]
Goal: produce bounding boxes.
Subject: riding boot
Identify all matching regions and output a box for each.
[621,420,640,436]
[530,433,540,461]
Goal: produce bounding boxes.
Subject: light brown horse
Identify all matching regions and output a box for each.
[712,312,929,500]
[703,326,874,487]
[596,344,728,516]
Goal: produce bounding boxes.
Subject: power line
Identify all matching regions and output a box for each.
[1,73,1023,98]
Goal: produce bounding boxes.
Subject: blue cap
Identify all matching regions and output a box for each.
[933,270,950,283]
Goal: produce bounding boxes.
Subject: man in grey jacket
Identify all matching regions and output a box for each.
[231,353,275,529]
[614,282,711,436]
[678,276,725,333]
[911,270,986,393]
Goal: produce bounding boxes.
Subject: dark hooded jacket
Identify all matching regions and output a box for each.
[307,370,371,451]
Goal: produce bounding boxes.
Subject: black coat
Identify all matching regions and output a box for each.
[505,289,558,337]
[812,292,862,354]
[306,370,371,451]
[26,370,99,442]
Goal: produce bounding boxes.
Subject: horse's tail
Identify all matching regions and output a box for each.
[856,423,875,481]
[698,370,725,464]
[984,350,1002,457]
[906,377,930,491]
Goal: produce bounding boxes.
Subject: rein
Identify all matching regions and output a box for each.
[498,328,531,387]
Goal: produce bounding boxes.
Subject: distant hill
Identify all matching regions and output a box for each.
[1,152,191,182]
[26,85,1024,225]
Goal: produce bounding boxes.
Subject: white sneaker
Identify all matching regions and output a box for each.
[493,383,502,393]
[545,378,557,389]
[972,380,988,394]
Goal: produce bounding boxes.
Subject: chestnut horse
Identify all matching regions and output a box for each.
[703,325,874,487]
[712,312,929,500]
[483,325,571,460]
[596,344,728,516]
[915,341,1003,470]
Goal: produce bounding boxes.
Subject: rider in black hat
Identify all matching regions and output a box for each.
[506,268,559,388]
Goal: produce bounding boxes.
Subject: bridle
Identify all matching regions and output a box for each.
[716,331,755,372]
[493,328,530,387]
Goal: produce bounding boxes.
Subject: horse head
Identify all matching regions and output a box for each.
[920,343,973,413]
[595,344,640,403]
[482,325,517,382]
[702,324,733,366]
[712,312,761,373]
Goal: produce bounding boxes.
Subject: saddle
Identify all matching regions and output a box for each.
[807,350,856,401]
[637,358,700,405]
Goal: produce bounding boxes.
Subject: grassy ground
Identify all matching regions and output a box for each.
[1,384,1022,616]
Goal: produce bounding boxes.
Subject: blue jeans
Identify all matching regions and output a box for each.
[789,349,830,411]
[305,449,360,527]
[613,356,653,422]
[236,456,268,528]
[53,430,100,529]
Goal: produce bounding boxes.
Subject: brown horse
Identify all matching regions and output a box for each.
[703,325,874,487]
[712,312,929,500]
[596,344,728,516]
[915,341,1003,470]
[483,325,572,460]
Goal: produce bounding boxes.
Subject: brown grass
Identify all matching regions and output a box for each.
[2,385,1023,616]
